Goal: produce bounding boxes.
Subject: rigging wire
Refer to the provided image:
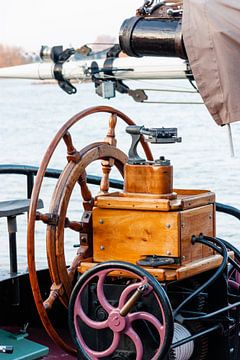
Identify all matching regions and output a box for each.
[142,100,203,104]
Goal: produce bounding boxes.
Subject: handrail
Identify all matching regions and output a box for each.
[0,164,123,198]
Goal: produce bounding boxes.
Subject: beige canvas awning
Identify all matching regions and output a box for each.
[182,0,240,125]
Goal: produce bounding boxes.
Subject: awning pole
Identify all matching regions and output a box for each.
[227,123,235,157]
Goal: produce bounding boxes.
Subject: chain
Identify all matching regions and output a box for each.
[137,0,165,15]
[137,0,183,16]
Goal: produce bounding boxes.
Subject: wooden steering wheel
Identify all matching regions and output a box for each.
[27,106,153,354]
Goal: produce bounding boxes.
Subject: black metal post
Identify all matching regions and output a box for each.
[7,215,18,274]
[27,173,34,199]
[7,215,20,305]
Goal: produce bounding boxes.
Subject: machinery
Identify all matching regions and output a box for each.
[27,106,240,359]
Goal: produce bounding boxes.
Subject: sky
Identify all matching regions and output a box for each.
[0,0,141,53]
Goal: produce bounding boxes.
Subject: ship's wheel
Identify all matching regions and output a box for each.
[27,106,153,354]
[69,261,174,360]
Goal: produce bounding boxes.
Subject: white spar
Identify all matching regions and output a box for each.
[0,57,188,81]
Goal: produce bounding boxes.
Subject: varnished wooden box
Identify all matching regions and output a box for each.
[92,189,215,267]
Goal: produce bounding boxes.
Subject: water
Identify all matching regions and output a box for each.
[0,78,240,272]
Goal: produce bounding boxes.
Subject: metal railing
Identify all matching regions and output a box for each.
[0,164,124,198]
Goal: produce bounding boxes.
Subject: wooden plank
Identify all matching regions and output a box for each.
[170,190,215,210]
[78,253,234,282]
[93,208,180,263]
[180,205,214,264]
[78,262,172,281]
[95,189,215,211]
[95,196,171,211]
[174,188,212,195]
[176,253,232,280]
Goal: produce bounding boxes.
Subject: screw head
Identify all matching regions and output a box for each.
[99,219,104,224]
[100,245,105,251]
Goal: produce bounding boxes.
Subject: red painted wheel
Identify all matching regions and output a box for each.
[69,261,174,360]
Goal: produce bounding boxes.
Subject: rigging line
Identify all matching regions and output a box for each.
[131,78,195,88]
[140,88,198,93]
[91,74,200,94]
[143,100,204,105]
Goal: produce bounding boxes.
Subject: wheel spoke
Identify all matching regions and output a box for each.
[99,113,117,194]
[125,327,144,360]
[64,217,83,232]
[99,161,113,194]
[96,271,115,313]
[129,311,165,344]
[74,294,109,330]
[75,327,120,359]
[78,171,94,210]
[63,131,80,162]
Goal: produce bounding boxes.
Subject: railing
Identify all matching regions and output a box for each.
[1,165,239,218]
[0,164,124,198]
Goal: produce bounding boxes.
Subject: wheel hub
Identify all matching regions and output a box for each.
[108,310,127,332]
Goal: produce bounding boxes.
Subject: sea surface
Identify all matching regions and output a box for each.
[0,78,240,272]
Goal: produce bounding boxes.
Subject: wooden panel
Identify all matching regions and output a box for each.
[93,208,180,263]
[94,189,215,212]
[95,195,171,211]
[176,253,232,280]
[124,163,173,195]
[170,190,215,210]
[78,262,172,281]
[180,205,215,264]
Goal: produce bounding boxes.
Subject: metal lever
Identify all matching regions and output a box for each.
[126,125,145,164]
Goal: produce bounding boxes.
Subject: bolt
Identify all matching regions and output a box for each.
[99,219,104,224]
[80,236,87,244]
[166,251,171,256]
[100,245,105,251]
[166,224,171,229]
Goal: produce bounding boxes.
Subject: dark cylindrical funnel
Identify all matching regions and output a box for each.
[119,16,186,59]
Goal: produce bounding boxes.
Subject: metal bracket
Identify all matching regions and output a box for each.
[50,46,77,94]
[126,125,146,164]
[90,46,148,102]
[126,125,181,164]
